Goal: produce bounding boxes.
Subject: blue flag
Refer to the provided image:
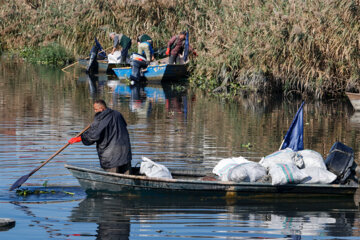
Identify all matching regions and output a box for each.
[183,31,189,62]
[280,102,305,151]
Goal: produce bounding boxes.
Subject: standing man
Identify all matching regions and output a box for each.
[109,32,132,64]
[166,31,197,64]
[68,99,132,174]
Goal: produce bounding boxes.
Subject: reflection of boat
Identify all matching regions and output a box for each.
[346,92,360,111]
[69,195,358,239]
[78,59,122,74]
[65,164,358,198]
[112,64,188,82]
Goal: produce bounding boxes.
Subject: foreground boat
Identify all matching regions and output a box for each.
[65,164,358,198]
[346,92,360,111]
[112,63,188,82]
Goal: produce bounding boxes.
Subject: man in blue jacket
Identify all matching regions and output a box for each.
[68,99,132,174]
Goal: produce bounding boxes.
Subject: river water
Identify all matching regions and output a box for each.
[1,58,360,239]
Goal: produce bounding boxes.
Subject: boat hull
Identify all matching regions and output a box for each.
[112,64,188,82]
[65,164,358,198]
[346,92,360,111]
[78,59,121,74]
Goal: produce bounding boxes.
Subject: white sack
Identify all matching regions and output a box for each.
[269,163,308,185]
[140,157,172,179]
[225,162,267,182]
[212,157,250,180]
[300,167,337,184]
[259,148,297,169]
[297,149,326,169]
[108,51,122,63]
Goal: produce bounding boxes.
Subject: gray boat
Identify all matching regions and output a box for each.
[65,164,358,198]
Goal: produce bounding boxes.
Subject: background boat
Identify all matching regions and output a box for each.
[78,59,122,74]
[346,92,360,111]
[112,63,188,82]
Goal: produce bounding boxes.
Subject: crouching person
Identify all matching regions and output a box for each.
[129,53,148,82]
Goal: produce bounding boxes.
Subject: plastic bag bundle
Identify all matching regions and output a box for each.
[140,157,173,179]
[298,149,326,169]
[225,162,267,182]
[213,157,266,182]
[212,157,250,180]
[268,163,308,185]
[300,167,337,184]
[259,148,297,169]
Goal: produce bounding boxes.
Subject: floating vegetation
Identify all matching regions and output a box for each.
[16,188,75,197]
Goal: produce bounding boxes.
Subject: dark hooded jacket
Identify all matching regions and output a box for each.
[81,108,132,169]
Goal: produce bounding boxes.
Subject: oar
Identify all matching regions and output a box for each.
[9,125,90,191]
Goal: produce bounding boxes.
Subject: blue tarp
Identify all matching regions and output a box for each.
[280,102,305,151]
[183,31,189,62]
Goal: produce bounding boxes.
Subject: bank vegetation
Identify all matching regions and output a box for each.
[0,0,359,99]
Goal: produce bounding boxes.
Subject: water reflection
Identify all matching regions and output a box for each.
[2,58,360,239]
[70,194,360,239]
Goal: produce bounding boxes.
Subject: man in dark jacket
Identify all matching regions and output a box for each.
[68,99,132,174]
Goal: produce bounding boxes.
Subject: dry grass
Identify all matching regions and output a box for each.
[0,0,359,98]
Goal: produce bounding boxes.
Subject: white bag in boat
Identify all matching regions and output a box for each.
[268,163,308,185]
[212,157,250,181]
[225,162,267,182]
[212,157,266,182]
[140,157,173,179]
[108,51,122,63]
[297,149,326,169]
[259,148,297,169]
[300,167,337,184]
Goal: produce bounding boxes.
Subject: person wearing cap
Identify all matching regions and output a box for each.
[109,32,132,64]
[137,34,154,63]
[166,31,197,64]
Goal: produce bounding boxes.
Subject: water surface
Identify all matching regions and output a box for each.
[1,58,360,239]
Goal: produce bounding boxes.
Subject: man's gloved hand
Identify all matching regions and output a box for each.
[68,136,82,144]
[165,48,170,56]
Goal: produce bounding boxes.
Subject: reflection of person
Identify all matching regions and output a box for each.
[166,31,197,64]
[96,222,130,240]
[109,32,132,64]
[68,99,132,174]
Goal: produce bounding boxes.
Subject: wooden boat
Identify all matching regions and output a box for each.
[65,164,358,198]
[78,59,122,74]
[112,63,188,82]
[346,92,360,111]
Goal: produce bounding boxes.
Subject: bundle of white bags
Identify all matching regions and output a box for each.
[213,148,336,185]
[140,157,173,179]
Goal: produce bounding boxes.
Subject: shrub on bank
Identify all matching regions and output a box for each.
[19,43,74,65]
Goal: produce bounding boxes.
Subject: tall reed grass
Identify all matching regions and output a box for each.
[0,0,359,98]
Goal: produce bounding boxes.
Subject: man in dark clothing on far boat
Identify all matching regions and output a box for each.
[166,31,197,64]
[109,32,132,64]
[68,99,132,174]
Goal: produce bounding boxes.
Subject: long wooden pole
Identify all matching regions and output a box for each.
[9,125,91,191]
